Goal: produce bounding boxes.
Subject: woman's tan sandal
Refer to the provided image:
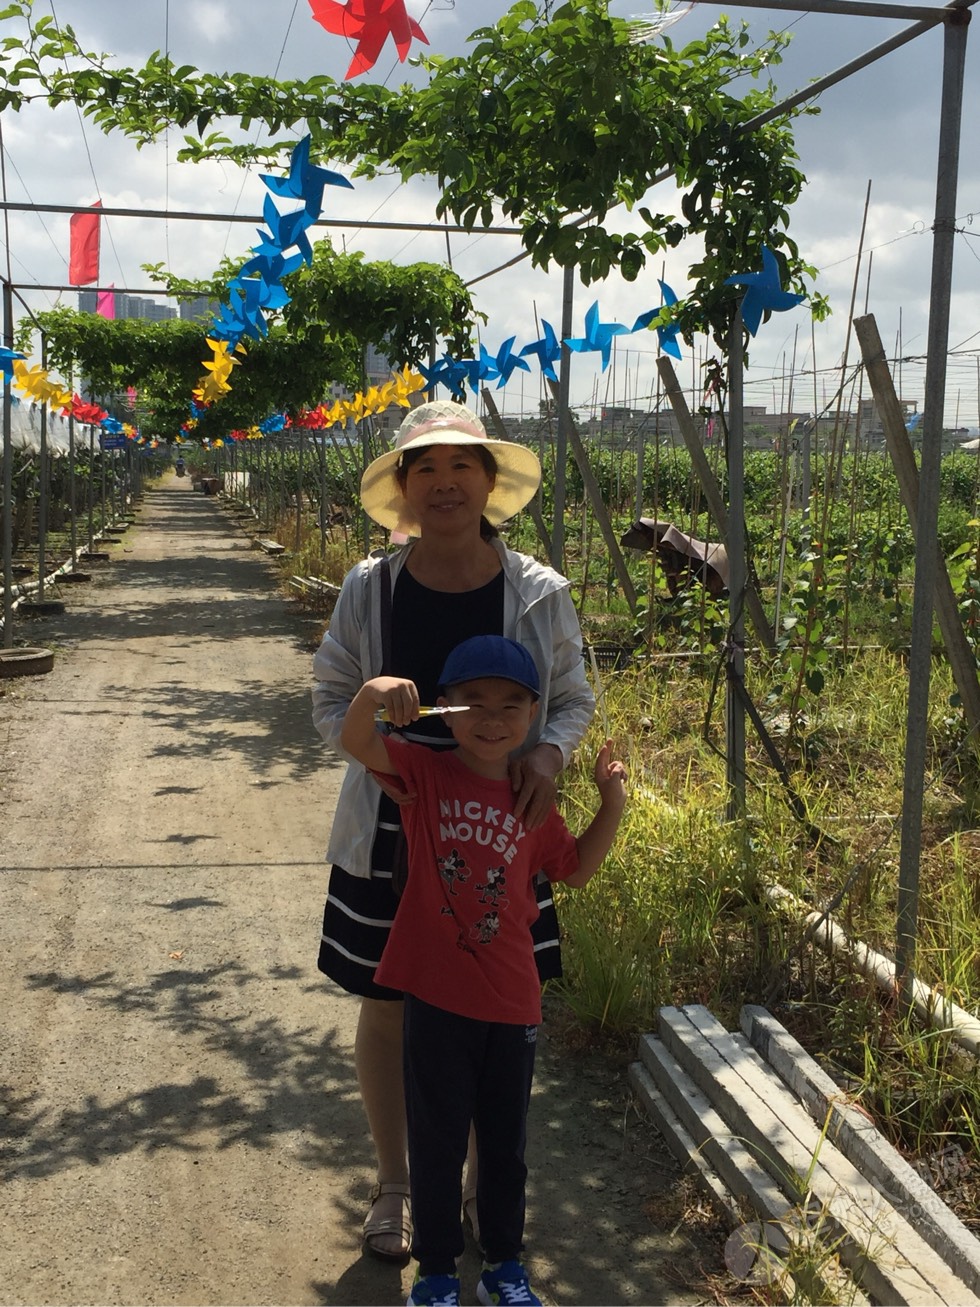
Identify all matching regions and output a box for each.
[362,1181,412,1263]
[462,1184,482,1251]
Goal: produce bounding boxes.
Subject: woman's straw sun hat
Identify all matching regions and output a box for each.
[359,399,542,536]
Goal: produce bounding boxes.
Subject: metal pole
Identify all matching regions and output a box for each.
[2,280,13,647]
[37,394,48,601]
[553,263,574,572]
[295,427,305,554]
[895,7,970,1009]
[67,370,77,568]
[726,313,747,820]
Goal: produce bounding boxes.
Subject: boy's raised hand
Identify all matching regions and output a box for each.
[594,739,627,809]
[364,675,421,728]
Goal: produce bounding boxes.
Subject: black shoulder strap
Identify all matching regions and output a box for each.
[379,554,393,676]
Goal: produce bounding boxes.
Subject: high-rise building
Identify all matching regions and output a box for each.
[77,291,175,321]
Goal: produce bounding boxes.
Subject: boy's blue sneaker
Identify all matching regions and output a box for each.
[406,1271,461,1306]
[476,1260,542,1305]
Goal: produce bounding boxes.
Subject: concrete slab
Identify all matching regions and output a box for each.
[659,1005,980,1306]
[741,1003,980,1298]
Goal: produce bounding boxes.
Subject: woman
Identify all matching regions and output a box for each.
[312,400,595,1262]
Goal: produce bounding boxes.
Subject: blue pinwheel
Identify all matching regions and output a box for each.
[724,246,805,338]
[238,248,304,286]
[260,135,353,217]
[225,286,268,341]
[101,416,124,435]
[254,194,316,265]
[259,413,286,434]
[231,273,291,315]
[519,320,561,383]
[652,281,683,360]
[207,300,247,348]
[493,336,531,388]
[459,344,500,390]
[419,354,471,397]
[564,302,633,372]
[0,345,25,382]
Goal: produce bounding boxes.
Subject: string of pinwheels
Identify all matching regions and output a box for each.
[417,284,685,400]
[191,135,355,413]
[416,251,804,401]
[0,347,152,447]
[190,364,428,447]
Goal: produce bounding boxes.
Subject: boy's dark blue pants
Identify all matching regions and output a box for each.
[403,995,537,1270]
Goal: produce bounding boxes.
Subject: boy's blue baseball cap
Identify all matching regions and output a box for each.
[439,635,540,699]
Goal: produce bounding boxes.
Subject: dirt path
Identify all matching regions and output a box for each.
[0,478,699,1307]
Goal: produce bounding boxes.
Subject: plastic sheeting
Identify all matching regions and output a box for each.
[3,401,92,457]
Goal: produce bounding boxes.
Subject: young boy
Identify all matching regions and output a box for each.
[341,634,627,1307]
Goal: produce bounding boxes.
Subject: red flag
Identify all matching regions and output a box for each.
[96,285,116,319]
[69,201,101,285]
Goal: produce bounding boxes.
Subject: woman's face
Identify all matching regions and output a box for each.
[399,444,495,537]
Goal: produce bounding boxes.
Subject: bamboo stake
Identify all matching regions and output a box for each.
[854,313,980,738]
[546,377,637,613]
[656,356,776,650]
[480,387,552,557]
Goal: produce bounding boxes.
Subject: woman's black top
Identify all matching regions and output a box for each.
[390,565,505,744]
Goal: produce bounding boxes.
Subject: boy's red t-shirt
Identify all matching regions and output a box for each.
[373,735,579,1024]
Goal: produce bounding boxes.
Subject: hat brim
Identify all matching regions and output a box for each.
[360,429,542,536]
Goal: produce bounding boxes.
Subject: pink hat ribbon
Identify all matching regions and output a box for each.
[395,415,488,447]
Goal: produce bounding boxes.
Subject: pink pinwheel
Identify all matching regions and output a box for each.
[309,0,429,80]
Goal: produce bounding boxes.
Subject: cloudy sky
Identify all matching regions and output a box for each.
[1,0,978,427]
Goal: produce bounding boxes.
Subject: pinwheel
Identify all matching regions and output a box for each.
[309,0,429,81]
[12,360,72,409]
[519,320,561,383]
[724,246,805,338]
[564,302,634,372]
[385,363,427,407]
[261,135,353,213]
[419,354,470,396]
[459,343,500,390]
[226,286,268,341]
[101,416,124,435]
[259,414,287,434]
[194,374,231,405]
[71,400,104,422]
[254,194,316,266]
[237,248,304,287]
[652,281,683,360]
[12,359,48,398]
[0,345,25,382]
[202,339,241,386]
[493,336,531,388]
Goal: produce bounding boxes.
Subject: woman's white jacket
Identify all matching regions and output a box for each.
[312,538,596,877]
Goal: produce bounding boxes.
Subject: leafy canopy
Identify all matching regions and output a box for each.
[27,242,475,440]
[0,0,827,346]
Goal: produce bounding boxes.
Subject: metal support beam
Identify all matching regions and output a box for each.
[894,6,971,1007]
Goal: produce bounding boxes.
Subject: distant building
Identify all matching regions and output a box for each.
[179,296,219,324]
[77,291,176,321]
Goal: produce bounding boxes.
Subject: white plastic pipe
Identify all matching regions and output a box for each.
[765,883,980,1058]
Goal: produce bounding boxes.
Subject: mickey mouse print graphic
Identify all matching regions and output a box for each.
[438,848,470,895]
[476,865,509,909]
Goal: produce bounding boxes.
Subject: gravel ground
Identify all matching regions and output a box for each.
[0,476,702,1307]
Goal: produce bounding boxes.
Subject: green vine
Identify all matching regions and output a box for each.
[0,0,830,345]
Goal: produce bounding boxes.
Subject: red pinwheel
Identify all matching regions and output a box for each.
[309,0,428,80]
[65,395,108,425]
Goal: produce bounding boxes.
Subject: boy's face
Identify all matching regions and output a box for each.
[439,677,539,764]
